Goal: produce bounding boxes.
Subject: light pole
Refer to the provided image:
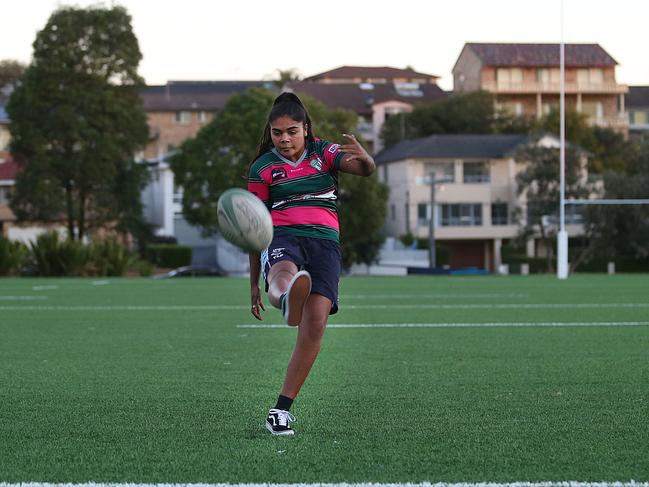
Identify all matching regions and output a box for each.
[422,173,452,269]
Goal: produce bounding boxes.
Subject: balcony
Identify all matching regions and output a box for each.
[590,114,629,130]
[482,80,628,95]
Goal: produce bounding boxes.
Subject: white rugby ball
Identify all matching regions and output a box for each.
[217,188,273,252]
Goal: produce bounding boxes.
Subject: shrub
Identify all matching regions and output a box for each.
[88,238,136,276]
[0,236,28,276]
[29,232,89,276]
[145,244,192,268]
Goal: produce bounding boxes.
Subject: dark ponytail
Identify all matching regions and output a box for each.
[251,92,315,164]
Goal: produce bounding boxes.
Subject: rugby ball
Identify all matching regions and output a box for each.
[217,188,273,252]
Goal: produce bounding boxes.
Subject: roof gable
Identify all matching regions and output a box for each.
[305,65,439,81]
[141,81,275,111]
[375,134,532,164]
[465,43,617,67]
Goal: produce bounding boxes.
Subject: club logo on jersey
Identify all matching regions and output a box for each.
[328,144,340,154]
[270,247,285,260]
[310,157,323,171]
[271,168,287,181]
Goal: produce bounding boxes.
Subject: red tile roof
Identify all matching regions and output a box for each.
[465,43,618,67]
[0,158,19,181]
[305,65,439,81]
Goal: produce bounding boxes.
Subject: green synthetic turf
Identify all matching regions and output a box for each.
[0,275,648,482]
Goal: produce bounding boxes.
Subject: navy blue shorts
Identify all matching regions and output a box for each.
[261,233,342,314]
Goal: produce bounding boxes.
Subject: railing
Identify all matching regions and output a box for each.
[482,80,628,94]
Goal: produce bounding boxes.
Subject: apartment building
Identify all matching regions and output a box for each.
[627,86,649,137]
[453,43,628,133]
[375,133,585,271]
[288,66,446,153]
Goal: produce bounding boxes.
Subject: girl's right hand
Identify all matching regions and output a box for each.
[250,284,265,321]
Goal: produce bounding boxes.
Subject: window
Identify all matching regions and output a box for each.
[425,162,454,182]
[582,101,604,121]
[463,161,490,183]
[537,68,560,86]
[577,68,604,86]
[632,110,648,125]
[491,202,508,225]
[417,203,429,225]
[199,111,209,123]
[441,204,482,226]
[390,204,396,221]
[497,68,523,88]
[0,186,11,206]
[175,111,191,124]
[499,101,523,116]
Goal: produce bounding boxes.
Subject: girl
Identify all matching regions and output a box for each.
[247,92,375,435]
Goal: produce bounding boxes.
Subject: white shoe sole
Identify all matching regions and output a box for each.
[266,422,295,436]
[284,270,311,327]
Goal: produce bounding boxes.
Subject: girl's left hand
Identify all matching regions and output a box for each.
[340,133,371,163]
[339,134,376,176]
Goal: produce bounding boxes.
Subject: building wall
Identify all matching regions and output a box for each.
[144,110,214,159]
[453,47,483,92]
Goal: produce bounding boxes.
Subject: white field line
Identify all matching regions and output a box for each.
[1,303,649,311]
[342,293,529,299]
[0,296,47,301]
[238,321,649,329]
[32,285,58,291]
[2,482,648,487]
[92,280,110,286]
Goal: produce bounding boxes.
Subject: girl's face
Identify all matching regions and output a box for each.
[270,116,307,162]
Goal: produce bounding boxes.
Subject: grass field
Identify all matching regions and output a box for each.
[0,274,648,483]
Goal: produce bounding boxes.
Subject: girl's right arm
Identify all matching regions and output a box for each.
[249,252,265,320]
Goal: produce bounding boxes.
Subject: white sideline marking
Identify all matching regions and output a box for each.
[32,285,58,291]
[2,482,648,487]
[0,303,648,311]
[343,293,529,299]
[238,321,649,329]
[0,296,47,301]
[92,280,110,286]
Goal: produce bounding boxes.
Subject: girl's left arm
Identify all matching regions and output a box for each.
[338,134,376,176]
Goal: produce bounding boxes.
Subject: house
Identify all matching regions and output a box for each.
[452,43,628,133]
[0,98,16,237]
[375,133,586,271]
[627,86,649,137]
[287,66,447,153]
[141,80,275,160]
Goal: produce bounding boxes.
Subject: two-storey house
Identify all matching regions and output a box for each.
[287,66,446,153]
[453,43,628,133]
[376,133,585,271]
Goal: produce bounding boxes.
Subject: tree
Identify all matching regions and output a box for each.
[582,138,649,262]
[0,60,26,92]
[7,6,148,240]
[170,87,389,267]
[514,143,592,272]
[380,91,533,148]
[274,68,301,88]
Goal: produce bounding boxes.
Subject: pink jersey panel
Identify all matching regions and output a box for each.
[272,207,340,231]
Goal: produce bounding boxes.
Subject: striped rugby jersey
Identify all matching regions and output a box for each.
[247,138,346,242]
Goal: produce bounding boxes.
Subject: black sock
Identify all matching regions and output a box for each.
[274,394,293,411]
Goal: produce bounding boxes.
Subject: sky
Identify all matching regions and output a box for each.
[1,0,647,91]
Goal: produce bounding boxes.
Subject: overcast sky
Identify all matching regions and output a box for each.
[1,0,647,90]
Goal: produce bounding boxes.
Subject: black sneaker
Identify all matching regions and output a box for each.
[266,408,296,436]
[281,270,311,326]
